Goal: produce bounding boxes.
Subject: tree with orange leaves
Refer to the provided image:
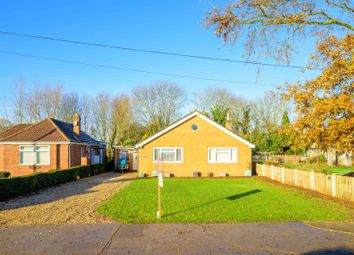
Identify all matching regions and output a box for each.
[281,34,353,152]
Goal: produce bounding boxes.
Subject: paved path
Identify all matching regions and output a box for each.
[0,222,353,255]
[0,172,136,225]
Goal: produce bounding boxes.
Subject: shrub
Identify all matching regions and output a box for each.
[0,171,11,178]
[0,161,113,201]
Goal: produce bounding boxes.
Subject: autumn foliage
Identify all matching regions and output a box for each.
[281,34,354,152]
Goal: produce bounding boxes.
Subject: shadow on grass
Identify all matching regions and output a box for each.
[163,189,262,218]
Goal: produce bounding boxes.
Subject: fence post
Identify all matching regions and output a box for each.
[310,171,315,190]
[294,169,297,186]
[262,164,265,176]
[281,167,285,183]
[331,173,336,197]
[271,165,274,180]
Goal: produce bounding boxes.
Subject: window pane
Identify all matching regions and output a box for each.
[37,151,50,165]
[209,148,237,163]
[176,149,182,161]
[20,151,36,165]
[36,145,49,152]
[154,149,160,161]
[209,149,216,162]
[20,146,34,152]
[161,149,175,162]
[216,149,231,162]
[231,149,237,162]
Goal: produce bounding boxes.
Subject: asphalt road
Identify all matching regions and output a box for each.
[1,222,353,255]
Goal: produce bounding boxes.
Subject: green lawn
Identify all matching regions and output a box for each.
[277,162,354,175]
[97,178,353,223]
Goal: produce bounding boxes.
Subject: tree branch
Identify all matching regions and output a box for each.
[325,0,354,13]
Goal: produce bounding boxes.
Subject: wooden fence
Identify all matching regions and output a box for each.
[253,154,304,163]
[256,164,354,202]
[268,155,304,163]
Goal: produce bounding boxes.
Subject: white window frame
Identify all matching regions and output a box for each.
[152,147,184,163]
[19,145,50,166]
[208,147,238,163]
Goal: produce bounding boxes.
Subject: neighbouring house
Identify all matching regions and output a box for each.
[0,113,105,176]
[134,111,255,177]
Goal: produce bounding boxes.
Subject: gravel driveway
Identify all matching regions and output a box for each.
[0,172,136,225]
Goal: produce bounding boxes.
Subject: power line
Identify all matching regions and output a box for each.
[0,30,321,70]
[0,50,279,87]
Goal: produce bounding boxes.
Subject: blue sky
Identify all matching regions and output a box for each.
[0,0,321,110]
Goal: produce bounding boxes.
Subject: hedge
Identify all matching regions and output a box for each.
[0,161,113,201]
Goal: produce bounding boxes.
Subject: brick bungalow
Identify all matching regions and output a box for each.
[134,111,255,177]
[0,113,105,176]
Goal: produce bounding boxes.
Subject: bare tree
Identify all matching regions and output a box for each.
[26,86,43,122]
[13,79,27,123]
[133,81,186,135]
[79,95,92,133]
[193,87,234,114]
[193,87,248,126]
[110,95,133,145]
[41,84,62,119]
[0,118,11,133]
[59,93,81,123]
[91,93,111,143]
[253,93,288,133]
[14,83,63,123]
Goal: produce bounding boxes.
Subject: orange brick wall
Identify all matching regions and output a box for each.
[0,144,73,176]
[69,144,88,167]
[0,144,4,172]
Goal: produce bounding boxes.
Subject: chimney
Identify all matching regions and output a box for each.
[73,112,81,136]
[225,112,232,131]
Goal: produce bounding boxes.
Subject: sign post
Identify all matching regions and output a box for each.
[157,158,163,220]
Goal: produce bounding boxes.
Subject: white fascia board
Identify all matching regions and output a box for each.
[135,111,255,149]
[0,141,70,145]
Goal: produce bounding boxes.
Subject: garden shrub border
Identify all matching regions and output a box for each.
[0,161,113,201]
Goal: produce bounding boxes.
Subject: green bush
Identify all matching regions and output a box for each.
[0,161,113,201]
[0,171,11,178]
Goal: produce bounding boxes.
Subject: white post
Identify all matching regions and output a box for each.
[310,171,315,190]
[331,173,336,197]
[271,166,274,180]
[262,164,265,176]
[281,167,285,183]
[294,169,298,186]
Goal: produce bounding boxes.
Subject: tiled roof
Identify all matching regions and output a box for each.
[0,119,102,146]
[0,124,33,140]
[0,119,67,142]
[50,118,101,145]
